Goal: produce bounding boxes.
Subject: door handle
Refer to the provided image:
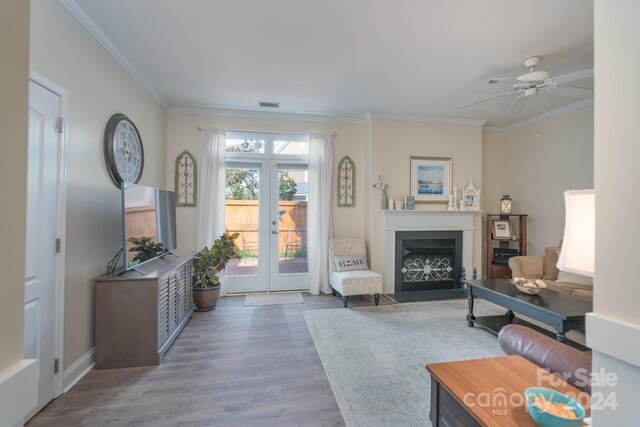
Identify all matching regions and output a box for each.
[271,230,279,234]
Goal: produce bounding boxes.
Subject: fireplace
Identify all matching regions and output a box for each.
[395,231,463,293]
[380,210,478,295]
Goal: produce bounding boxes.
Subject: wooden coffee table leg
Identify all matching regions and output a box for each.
[466,290,476,327]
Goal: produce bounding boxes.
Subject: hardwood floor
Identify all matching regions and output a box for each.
[27,293,393,427]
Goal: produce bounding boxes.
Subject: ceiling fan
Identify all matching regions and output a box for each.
[460,56,593,114]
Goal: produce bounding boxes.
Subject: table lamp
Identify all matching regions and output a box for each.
[556,189,595,277]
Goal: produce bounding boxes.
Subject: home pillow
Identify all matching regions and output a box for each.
[334,255,369,272]
[557,270,593,287]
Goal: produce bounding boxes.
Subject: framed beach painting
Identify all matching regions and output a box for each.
[410,156,452,203]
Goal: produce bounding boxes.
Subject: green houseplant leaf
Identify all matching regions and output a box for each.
[192,232,239,289]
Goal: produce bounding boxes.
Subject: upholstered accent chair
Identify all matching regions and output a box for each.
[508,244,593,300]
[329,238,383,307]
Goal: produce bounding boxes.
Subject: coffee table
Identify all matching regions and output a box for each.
[464,279,591,350]
[426,355,591,427]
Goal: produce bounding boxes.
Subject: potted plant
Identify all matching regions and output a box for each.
[192,232,239,311]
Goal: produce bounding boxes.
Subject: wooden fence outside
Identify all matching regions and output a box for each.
[225,200,307,255]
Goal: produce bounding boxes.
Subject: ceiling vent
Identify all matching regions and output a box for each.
[259,101,280,108]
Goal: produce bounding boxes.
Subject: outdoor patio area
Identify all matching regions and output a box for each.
[226,257,309,275]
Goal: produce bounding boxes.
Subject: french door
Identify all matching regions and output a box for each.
[223,132,309,293]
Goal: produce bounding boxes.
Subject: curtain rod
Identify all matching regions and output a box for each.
[197,126,336,137]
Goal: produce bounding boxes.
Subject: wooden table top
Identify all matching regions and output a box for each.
[426,355,591,427]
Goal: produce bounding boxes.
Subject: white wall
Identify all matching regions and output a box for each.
[480,131,504,277]
[589,1,640,425]
[0,0,29,372]
[30,1,167,369]
[483,107,594,258]
[366,119,484,277]
[166,112,366,255]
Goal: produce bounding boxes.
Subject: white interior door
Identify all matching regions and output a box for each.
[24,80,62,418]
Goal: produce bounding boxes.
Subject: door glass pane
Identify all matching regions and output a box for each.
[277,168,308,274]
[225,167,259,276]
[225,137,265,153]
[274,139,309,155]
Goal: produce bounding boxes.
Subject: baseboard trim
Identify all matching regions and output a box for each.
[586,313,640,369]
[62,348,95,393]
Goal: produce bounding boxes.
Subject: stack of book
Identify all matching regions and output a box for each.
[404,196,415,210]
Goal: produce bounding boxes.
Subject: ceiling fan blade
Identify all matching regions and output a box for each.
[552,86,594,99]
[488,77,520,84]
[509,94,527,115]
[553,68,594,85]
[460,91,514,110]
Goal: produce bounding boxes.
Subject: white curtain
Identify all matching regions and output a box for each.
[307,134,333,295]
[196,127,227,293]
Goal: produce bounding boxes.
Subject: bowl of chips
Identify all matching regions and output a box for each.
[524,387,586,427]
[511,277,547,295]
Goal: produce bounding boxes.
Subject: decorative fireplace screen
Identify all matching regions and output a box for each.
[395,231,463,293]
[401,256,453,282]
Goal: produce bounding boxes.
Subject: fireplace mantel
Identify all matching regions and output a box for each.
[380,210,481,294]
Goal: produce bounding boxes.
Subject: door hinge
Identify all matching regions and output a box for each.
[56,117,64,134]
[56,238,61,253]
[54,358,60,374]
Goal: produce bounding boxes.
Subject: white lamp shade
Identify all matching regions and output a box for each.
[556,189,595,277]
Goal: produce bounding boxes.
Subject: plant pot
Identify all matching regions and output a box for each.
[193,284,221,311]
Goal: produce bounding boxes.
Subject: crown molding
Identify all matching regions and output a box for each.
[483,98,594,133]
[366,112,486,126]
[168,105,366,124]
[170,106,489,126]
[482,126,504,133]
[61,0,169,110]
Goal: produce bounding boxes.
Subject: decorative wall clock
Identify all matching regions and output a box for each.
[103,113,144,188]
[175,150,197,207]
[337,155,355,207]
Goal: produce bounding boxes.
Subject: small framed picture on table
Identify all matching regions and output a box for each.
[493,220,512,239]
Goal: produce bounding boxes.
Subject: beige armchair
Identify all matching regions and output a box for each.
[508,245,593,299]
[329,238,383,307]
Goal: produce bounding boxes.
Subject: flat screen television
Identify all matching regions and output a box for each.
[122,183,177,272]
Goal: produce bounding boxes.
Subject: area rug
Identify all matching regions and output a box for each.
[304,299,506,427]
[244,292,304,306]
